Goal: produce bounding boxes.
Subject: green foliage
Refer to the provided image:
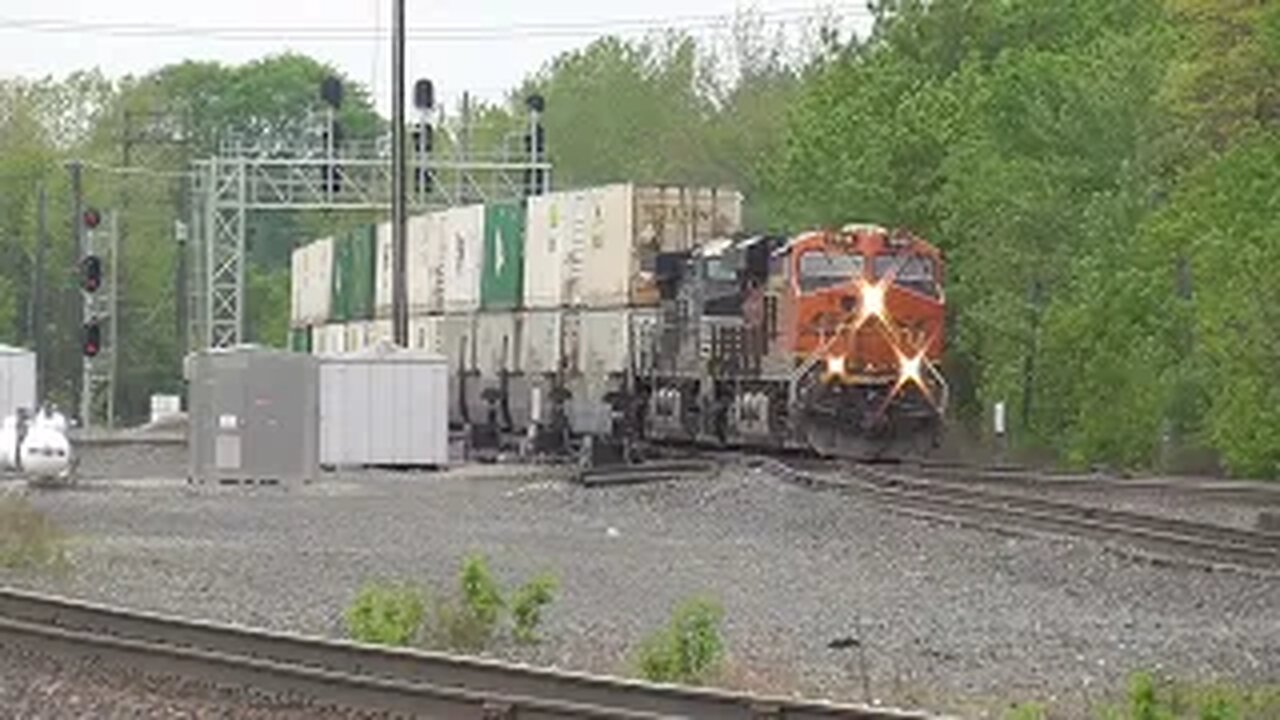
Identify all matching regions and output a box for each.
[431,554,507,652]
[1090,672,1280,720]
[633,598,725,685]
[0,497,67,571]
[246,266,290,348]
[1003,702,1048,720]
[510,574,558,645]
[420,554,559,653]
[344,582,425,647]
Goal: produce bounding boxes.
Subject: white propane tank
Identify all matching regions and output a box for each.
[0,414,18,470]
[3,408,73,480]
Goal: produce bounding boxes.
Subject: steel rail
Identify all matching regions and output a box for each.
[0,587,931,720]
[907,462,1280,506]
[755,458,1279,574]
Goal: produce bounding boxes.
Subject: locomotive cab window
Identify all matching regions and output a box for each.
[872,255,938,297]
[798,252,864,293]
[704,258,737,283]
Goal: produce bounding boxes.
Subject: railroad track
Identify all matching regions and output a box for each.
[0,587,930,720]
[907,461,1280,506]
[752,458,1280,575]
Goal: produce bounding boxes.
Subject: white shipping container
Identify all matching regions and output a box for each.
[408,214,445,314]
[524,191,587,308]
[520,309,564,375]
[319,347,449,467]
[0,345,36,421]
[524,185,742,310]
[289,246,305,327]
[313,324,346,355]
[582,185,743,308]
[293,237,334,325]
[475,312,521,376]
[441,205,485,313]
[409,315,441,354]
[344,320,393,352]
[374,221,393,318]
[438,314,476,372]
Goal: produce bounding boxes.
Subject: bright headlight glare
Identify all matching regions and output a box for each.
[826,355,846,377]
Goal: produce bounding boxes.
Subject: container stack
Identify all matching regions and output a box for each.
[289,183,742,435]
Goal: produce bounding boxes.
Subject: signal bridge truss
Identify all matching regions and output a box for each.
[187,137,551,351]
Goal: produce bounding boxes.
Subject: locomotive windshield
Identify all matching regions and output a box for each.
[799,252,864,292]
[872,254,938,296]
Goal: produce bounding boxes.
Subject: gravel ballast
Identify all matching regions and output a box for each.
[1,454,1277,718]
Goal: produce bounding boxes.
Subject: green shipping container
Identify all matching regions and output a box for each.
[330,224,377,322]
[289,327,313,353]
[481,201,525,310]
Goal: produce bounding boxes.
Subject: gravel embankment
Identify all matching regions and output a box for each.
[1,447,1277,718]
[0,640,393,719]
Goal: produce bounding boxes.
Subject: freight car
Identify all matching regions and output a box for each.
[293,185,947,459]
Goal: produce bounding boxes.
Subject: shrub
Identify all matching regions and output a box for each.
[0,497,67,571]
[510,574,558,645]
[633,597,725,685]
[431,554,506,652]
[344,582,425,647]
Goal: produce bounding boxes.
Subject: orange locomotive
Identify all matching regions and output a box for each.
[639,223,947,458]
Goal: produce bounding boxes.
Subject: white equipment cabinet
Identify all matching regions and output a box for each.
[319,343,449,468]
[0,345,37,421]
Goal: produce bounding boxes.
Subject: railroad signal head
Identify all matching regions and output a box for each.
[413,79,435,111]
[82,321,101,357]
[81,255,102,293]
[82,208,102,230]
[320,76,344,109]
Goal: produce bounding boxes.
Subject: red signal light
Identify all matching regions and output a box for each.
[83,322,101,357]
[83,208,102,229]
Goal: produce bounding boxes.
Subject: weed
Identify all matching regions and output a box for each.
[510,574,558,645]
[1003,702,1048,720]
[0,497,67,571]
[431,554,506,652]
[633,597,725,685]
[344,582,425,647]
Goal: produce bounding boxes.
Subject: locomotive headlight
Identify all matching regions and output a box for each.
[898,350,924,389]
[857,280,887,325]
[826,355,846,377]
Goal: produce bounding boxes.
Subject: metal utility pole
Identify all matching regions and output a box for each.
[33,184,47,400]
[69,161,86,422]
[391,0,408,347]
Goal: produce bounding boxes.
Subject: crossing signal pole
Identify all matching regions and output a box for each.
[77,201,118,430]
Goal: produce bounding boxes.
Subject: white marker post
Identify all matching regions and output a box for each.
[994,401,1007,464]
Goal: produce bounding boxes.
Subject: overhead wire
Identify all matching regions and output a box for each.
[0,4,871,42]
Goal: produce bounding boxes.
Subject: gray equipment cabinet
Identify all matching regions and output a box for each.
[188,347,319,485]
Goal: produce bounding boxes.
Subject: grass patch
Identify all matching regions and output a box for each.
[1002,672,1280,719]
[0,496,67,571]
[1097,672,1280,720]
[633,597,725,685]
